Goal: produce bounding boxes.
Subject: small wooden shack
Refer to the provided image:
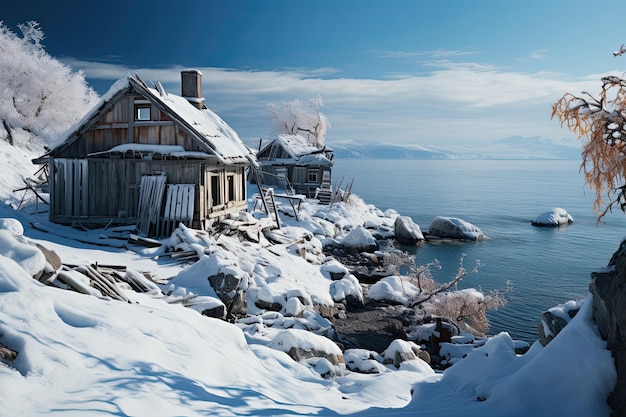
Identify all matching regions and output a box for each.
[255,134,334,198]
[34,70,253,236]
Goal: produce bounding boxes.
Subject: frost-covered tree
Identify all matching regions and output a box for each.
[0,21,98,147]
[267,96,330,148]
[552,44,626,220]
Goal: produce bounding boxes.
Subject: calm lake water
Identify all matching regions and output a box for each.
[332,159,626,342]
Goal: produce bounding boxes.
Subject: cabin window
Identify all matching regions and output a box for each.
[136,105,151,121]
[227,174,235,201]
[210,174,222,206]
[241,169,246,198]
[307,169,319,183]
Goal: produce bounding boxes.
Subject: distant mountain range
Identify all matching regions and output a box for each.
[329,136,582,160]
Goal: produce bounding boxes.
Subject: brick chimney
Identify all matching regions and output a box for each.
[181,69,205,109]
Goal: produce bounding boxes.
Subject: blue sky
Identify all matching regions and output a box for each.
[3,0,626,146]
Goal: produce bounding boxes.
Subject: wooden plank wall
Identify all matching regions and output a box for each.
[51,159,88,218]
[86,159,202,220]
[51,157,247,230]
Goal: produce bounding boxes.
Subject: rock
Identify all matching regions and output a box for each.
[0,342,18,364]
[330,275,364,306]
[255,298,283,312]
[381,339,428,368]
[282,297,305,317]
[538,310,569,346]
[331,302,409,352]
[35,243,61,283]
[286,346,343,366]
[394,215,424,245]
[183,296,227,320]
[427,216,484,241]
[351,266,395,284]
[315,304,337,319]
[269,328,344,366]
[417,349,431,364]
[538,302,581,346]
[340,227,379,252]
[344,349,387,373]
[320,259,350,281]
[201,305,227,319]
[531,207,573,227]
[309,357,337,378]
[589,239,626,415]
[208,272,247,317]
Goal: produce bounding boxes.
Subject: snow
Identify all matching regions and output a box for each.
[0,141,618,416]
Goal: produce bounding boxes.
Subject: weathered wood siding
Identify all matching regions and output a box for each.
[87,159,202,219]
[50,159,89,218]
[55,94,200,158]
[291,166,330,197]
[50,158,247,227]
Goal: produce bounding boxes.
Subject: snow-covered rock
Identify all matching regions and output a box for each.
[538,299,582,346]
[320,258,349,280]
[0,221,46,279]
[339,226,379,251]
[369,275,419,306]
[329,274,363,305]
[380,339,433,370]
[428,216,485,240]
[268,328,344,366]
[394,215,424,245]
[344,348,388,373]
[531,207,573,226]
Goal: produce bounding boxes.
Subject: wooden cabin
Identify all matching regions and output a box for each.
[255,134,334,199]
[34,70,253,237]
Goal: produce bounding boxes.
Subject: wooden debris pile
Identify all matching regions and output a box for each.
[39,262,162,303]
[213,212,275,246]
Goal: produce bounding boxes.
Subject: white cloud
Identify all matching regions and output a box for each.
[63,58,606,145]
[529,49,549,59]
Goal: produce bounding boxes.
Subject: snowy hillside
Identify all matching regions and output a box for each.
[0,140,616,416]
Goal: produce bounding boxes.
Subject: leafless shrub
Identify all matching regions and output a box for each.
[384,251,508,337]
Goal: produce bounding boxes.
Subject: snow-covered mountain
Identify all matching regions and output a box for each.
[330,136,581,160]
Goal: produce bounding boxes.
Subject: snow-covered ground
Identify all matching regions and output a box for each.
[0,142,617,416]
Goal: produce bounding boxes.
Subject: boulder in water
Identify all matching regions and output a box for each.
[531,208,573,227]
[427,216,484,241]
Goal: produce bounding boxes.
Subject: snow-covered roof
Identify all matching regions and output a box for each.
[45,73,254,166]
[260,134,333,166]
